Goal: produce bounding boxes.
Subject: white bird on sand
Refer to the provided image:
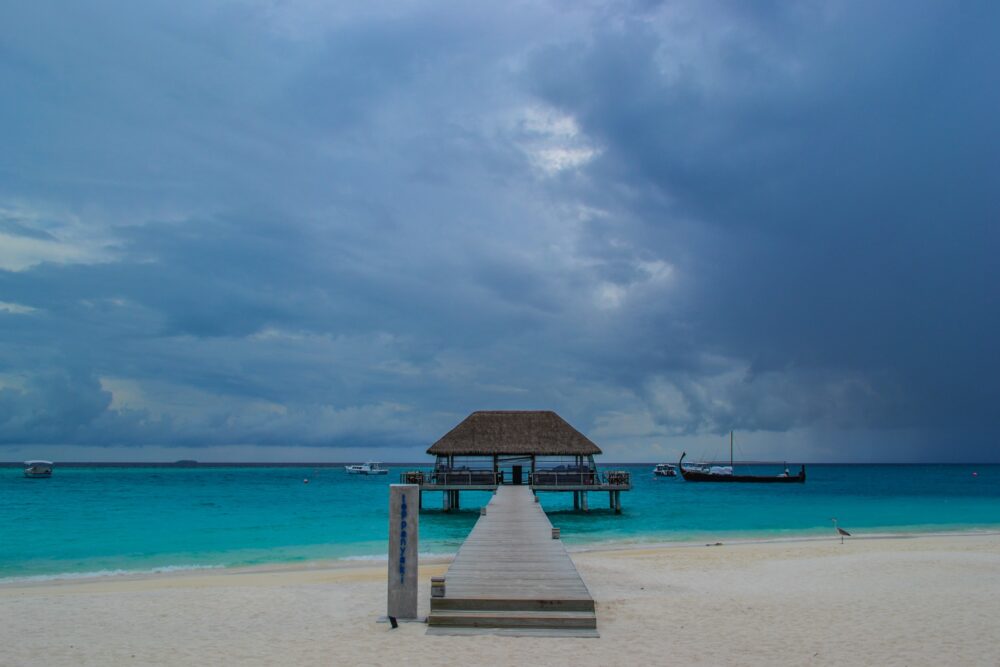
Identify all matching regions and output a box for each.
[831,518,851,544]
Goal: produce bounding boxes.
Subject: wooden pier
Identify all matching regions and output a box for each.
[427,485,598,636]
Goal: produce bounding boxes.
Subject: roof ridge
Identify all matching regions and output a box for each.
[427,411,602,456]
[472,409,555,414]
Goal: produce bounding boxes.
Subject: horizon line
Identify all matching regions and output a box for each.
[3,460,998,466]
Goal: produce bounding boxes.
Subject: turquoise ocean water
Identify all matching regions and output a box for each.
[2,464,998,581]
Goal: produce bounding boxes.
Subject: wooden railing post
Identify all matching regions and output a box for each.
[431,576,446,598]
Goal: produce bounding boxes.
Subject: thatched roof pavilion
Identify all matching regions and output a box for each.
[427,410,601,457]
[407,410,629,512]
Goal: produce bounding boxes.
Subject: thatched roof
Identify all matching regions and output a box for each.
[427,411,602,456]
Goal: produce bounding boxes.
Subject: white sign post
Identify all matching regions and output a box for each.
[387,484,419,620]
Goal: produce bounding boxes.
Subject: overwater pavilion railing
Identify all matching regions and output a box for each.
[531,470,631,489]
[401,469,631,489]
[400,470,501,486]
[531,470,597,486]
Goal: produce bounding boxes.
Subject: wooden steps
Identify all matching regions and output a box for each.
[427,609,596,630]
[427,486,598,636]
[430,597,594,612]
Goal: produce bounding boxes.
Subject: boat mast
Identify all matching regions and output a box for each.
[730,430,733,468]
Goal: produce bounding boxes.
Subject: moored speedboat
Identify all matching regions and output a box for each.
[345,461,388,475]
[653,463,677,477]
[24,460,54,478]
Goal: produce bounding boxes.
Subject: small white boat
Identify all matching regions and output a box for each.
[344,461,388,475]
[653,463,677,477]
[24,460,54,478]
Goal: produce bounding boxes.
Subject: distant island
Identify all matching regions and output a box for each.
[174,459,198,466]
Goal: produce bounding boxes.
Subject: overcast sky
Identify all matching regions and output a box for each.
[1,1,997,462]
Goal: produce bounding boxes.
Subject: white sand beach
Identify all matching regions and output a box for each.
[2,533,998,667]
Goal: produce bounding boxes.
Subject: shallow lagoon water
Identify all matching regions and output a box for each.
[2,464,997,580]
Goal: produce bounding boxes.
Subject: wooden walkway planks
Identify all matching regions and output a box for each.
[427,485,598,634]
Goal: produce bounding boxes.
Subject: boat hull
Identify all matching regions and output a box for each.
[678,470,804,483]
[677,451,805,483]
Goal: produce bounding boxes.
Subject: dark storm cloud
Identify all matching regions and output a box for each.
[526,2,1000,446]
[0,370,111,443]
[0,1,996,459]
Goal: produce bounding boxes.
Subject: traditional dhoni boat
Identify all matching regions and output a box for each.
[679,433,805,484]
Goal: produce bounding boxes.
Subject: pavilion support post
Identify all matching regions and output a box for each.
[581,491,589,512]
[609,491,614,509]
[573,491,580,510]
[614,490,622,514]
[443,490,451,512]
[454,490,460,510]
